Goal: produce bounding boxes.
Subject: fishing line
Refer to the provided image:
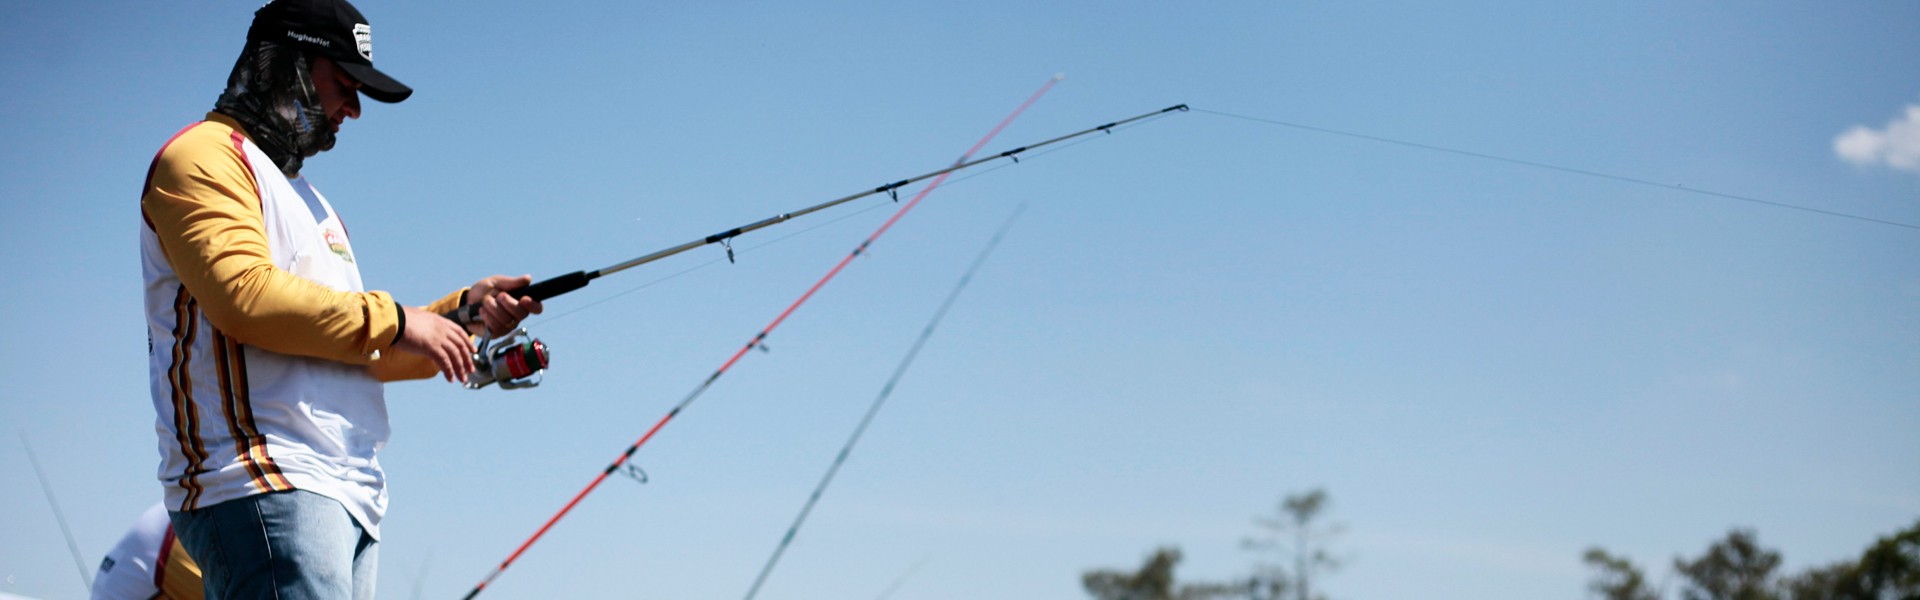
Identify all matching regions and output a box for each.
[740,204,1028,600]
[1193,107,1920,231]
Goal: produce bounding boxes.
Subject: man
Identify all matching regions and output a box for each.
[139,1,541,597]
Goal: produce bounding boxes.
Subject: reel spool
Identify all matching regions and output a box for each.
[467,328,549,390]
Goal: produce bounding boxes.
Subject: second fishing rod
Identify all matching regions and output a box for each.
[449,103,1189,391]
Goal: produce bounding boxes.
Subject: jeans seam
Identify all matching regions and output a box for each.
[196,512,226,598]
[248,494,284,600]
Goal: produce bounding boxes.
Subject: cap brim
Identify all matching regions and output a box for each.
[338,61,412,103]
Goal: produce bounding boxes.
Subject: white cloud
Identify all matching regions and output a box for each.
[1834,103,1920,173]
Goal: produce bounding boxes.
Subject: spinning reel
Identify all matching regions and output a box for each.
[465,327,549,390]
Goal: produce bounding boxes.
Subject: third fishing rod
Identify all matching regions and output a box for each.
[451,101,1190,390]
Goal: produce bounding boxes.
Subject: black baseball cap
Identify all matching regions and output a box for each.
[246,0,413,103]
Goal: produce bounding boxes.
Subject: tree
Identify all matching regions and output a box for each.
[1586,520,1920,600]
[1081,490,1350,600]
[1082,547,1237,600]
[1673,529,1783,600]
[1241,488,1344,600]
[1779,562,1852,600]
[1584,547,1660,600]
[1845,518,1920,598]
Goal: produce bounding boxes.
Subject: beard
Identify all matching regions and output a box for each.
[212,41,336,177]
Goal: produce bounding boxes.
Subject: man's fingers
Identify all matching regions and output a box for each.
[431,345,457,383]
[442,352,460,383]
[478,291,543,337]
[476,274,532,297]
[499,294,532,320]
[454,327,475,381]
[436,320,475,384]
[481,294,508,337]
[497,274,533,291]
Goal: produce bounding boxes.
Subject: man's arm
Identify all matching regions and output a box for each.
[142,125,404,364]
[368,288,467,382]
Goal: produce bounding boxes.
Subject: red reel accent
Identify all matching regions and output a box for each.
[501,340,548,379]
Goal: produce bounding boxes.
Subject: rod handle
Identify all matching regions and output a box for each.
[442,271,591,326]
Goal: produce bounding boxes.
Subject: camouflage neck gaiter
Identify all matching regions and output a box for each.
[212,41,335,177]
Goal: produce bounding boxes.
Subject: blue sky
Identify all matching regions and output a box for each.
[2,2,1917,599]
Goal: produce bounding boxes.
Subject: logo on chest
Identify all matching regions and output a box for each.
[324,229,356,263]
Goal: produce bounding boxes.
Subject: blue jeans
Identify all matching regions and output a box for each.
[170,490,378,600]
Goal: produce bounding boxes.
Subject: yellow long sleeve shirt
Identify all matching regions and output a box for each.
[140,112,457,537]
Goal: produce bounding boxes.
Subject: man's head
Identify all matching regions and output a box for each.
[212,0,408,176]
[247,0,411,104]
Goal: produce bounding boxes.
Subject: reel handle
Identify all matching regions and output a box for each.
[442,271,591,327]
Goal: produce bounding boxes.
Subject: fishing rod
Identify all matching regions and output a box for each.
[458,77,1117,599]
[872,555,932,600]
[741,205,1026,600]
[449,95,1189,391]
[21,433,95,593]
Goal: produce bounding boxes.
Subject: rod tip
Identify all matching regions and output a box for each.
[1051,72,1067,81]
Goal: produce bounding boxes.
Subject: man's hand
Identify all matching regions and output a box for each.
[395,305,476,384]
[468,275,545,337]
